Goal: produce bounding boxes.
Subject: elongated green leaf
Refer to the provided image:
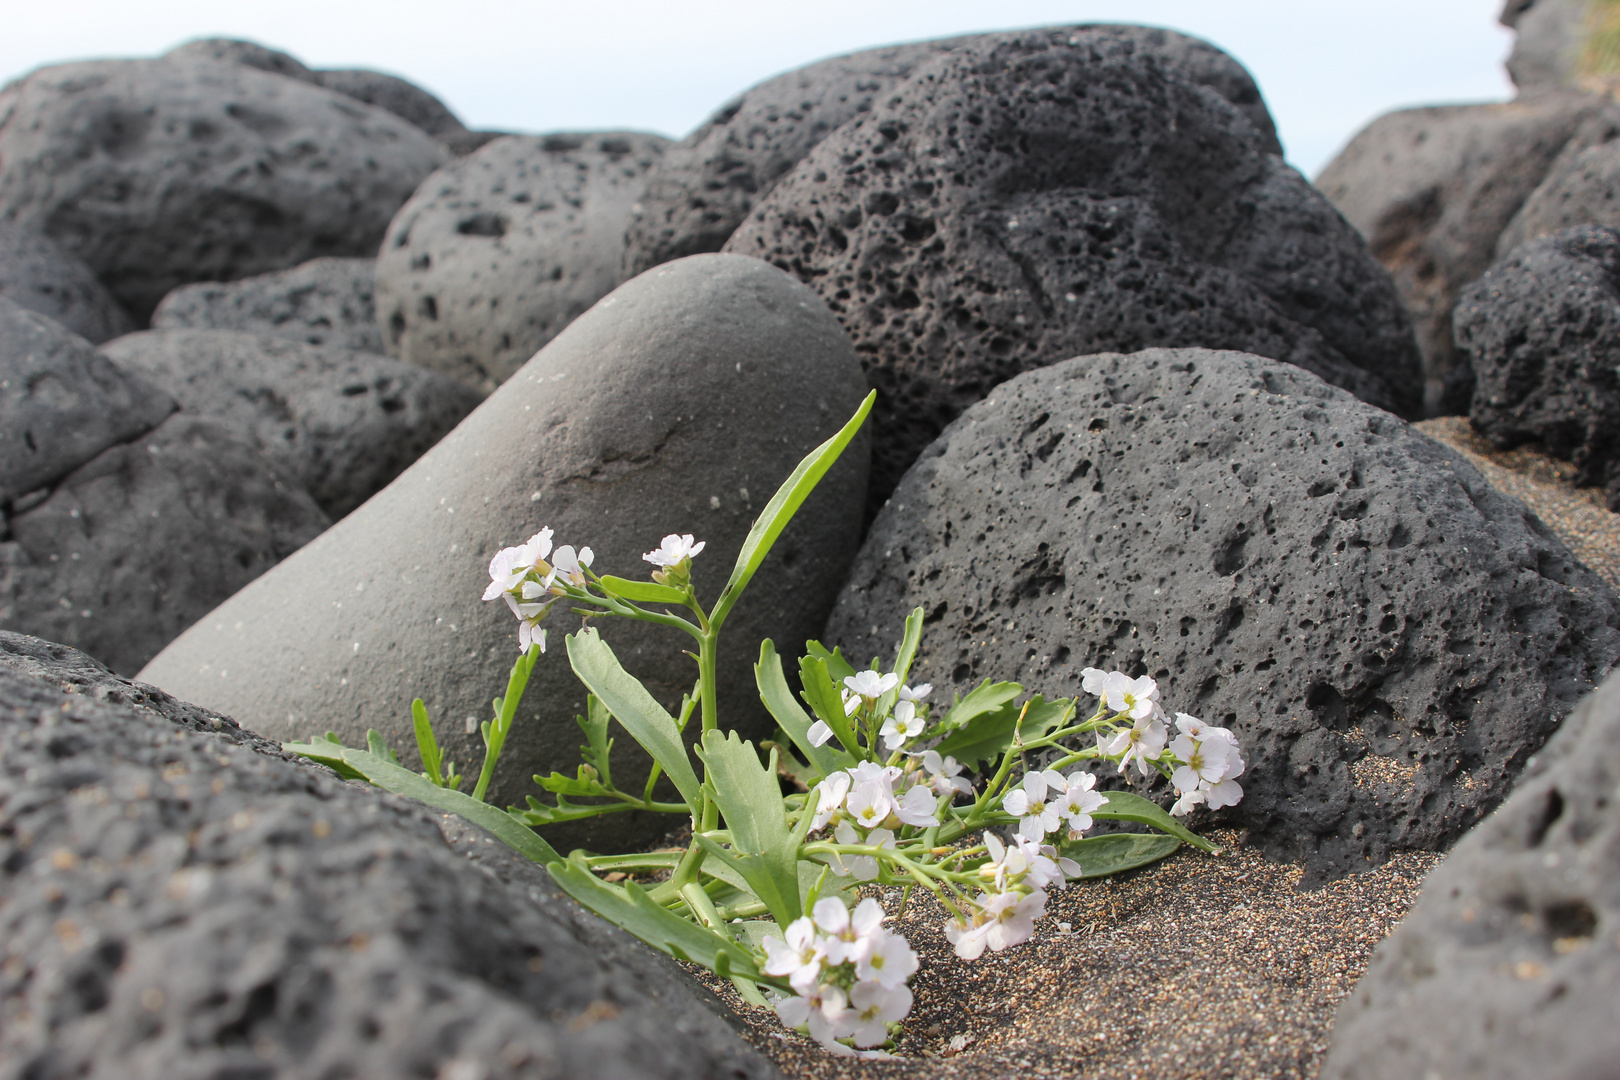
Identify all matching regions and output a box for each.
[932,695,1074,768]
[285,733,369,781]
[697,731,801,925]
[365,728,400,764]
[566,628,701,809]
[1090,790,1219,853]
[1057,832,1181,878]
[757,640,854,777]
[599,575,691,606]
[710,391,874,631]
[411,699,447,786]
[577,694,614,789]
[890,607,926,686]
[804,640,858,686]
[797,654,860,756]
[941,679,1024,732]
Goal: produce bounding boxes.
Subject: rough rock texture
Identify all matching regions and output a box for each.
[151,256,386,355]
[0,220,134,344]
[140,255,869,852]
[823,348,1620,884]
[1321,665,1620,1080]
[0,56,447,321]
[164,37,317,82]
[103,328,483,518]
[1456,225,1620,510]
[0,297,175,504]
[1313,93,1614,414]
[1,414,329,676]
[1497,131,1620,255]
[728,31,1420,510]
[0,641,779,1080]
[377,132,672,391]
[623,24,1282,277]
[313,68,469,140]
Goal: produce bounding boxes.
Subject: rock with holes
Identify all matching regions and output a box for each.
[1,414,329,675]
[1321,664,1620,1080]
[0,220,135,345]
[1495,133,1620,258]
[0,296,175,503]
[102,328,482,518]
[376,132,671,391]
[0,635,780,1080]
[726,29,1420,513]
[0,56,446,321]
[151,258,386,358]
[164,37,317,82]
[624,23,1282,277]
[312,68,469,140]
[823,347,1620,884]
[139,254,869,852]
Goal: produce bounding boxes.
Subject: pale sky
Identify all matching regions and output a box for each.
[1,0,1517,178]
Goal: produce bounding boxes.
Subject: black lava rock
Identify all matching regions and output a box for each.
[151,256,386,356]
[0,220,135,345]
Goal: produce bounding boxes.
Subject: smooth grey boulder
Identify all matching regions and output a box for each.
[1456,225,1620,509]
[823,348,1620,884]
[151,256,386,355]
[0,220,135,344]
[624,24,1282,277]
[377,132,671,391]
[313,68,469,140]
[728,30,1419,511]
[1502,0,1594,93]
[1498,132,1620,254]
[1315,94,1616,414]
[1321,665,1620,1080]
[1,414,329,676]
[102,328,483,518]
[0,56,446,321]
[0,638,779,1080]
[0,296,175,504]
[164,37,317,82]
[139,254,869,852]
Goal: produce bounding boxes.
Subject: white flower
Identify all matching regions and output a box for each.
[893,784,941,828]
[1102,712,1168,777]
[807,719,836,747]
[1101,671,1161,721]
[481,527,554,600]
[815,896,885,966]
[919,750,972,797]
[810,772,851,831]
[762,915,826,994]
[1053,770,1106,834]
[847,761,902,788]
[828,822,892,880]
[848,980,913,1048]
[1169,731,1233,792]
[775,982,855,1051]
[855,931,918,989]
[1081,667,1110,697]
[1002,769,1066,841]
[500,593,550,653]
[844,669,899,701]
[879,699,926,750]
[898,683,931,703]
[1170,787,1206,817]
[845,781,893,830]
[642,533,705,568]
[1204,773,1244,810]
[1007,834,1079,890]
[945,914,993,961]
[550,544,594,585]
[982,889,1047,952]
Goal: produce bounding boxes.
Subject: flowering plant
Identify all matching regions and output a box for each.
[287,391,1244,1056]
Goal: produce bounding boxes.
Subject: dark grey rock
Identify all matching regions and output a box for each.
[151,256,386,355]
[102,328,483,518]
[1315,94,1615,414]
[313,68,469,139]
[0,220,135,344]
[0,648,779,1080]
[0,56,447,321]
[624,24,1281,277]
[1,414,329,676]
[1502,0,1588,93]
[443,129,512,157]
[727,31,1420,511]
[163,37,317,82]
[822,347,1620,885]
[1321,664,1620,1080]
[1497,131,1620,254]
[377,132,672,391]
[0,296,175,504]
[139,254,869,852]
[1457,225,1620,508]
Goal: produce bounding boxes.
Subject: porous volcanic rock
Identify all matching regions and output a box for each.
[0,56,446,321]
[164,37,317,82]
[1321,665,1620,1080]
[0,645,779,1080]
[823,347,1620,884]
[0,220,135,344]
[1497,132,1620,255]
[151,256,386,355]
[377,132,671,391]
[728,30,1420,509]
[103,328,482,518]
[1,414,329,676]
[313,68,469,140]
[140,255,869,852]
[0,296,174,504]
[1456,225,1620,509]
[623,24,1282,277]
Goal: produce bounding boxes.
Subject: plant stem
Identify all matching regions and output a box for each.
[698,630,720,733]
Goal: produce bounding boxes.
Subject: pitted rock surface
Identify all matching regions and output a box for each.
[1322,666,1620,1080]
[312,68,469,140]
[0,658,779,1080]
[0,57,446,321]
[103,328,481,518]
[823,348,1620,883]
[0,221,134,345]
[2,414,328,676]
[151,257,386,356]
[377,132,672,391]
[1457,225,1620,509]
[1495,133,1620,256]
[623,24,1281,277]
[0,297,175,504]
[727,31,1419,511]
[164,37,317,82]
[140,255,869,852]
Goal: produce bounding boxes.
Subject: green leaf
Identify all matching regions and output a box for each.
[940,679,1024,732]
[577,694,614,790]
[284,733,369,781]
[696,730,802,926]
[933,695,1074,768]
[709,390,874,631]
[803,640,858,686]
[365,728,400,764]
[410,699,446,787]
[756,641,855,778]
[1056,832,1181,878]
[1090,790,1219,853]
[535,768,611,797]
[797,654,861,757]
[566,628,701,809]
[598,575,691,606]
[890,607,926,686]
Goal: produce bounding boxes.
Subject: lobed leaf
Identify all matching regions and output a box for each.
[797,654,861,756]
[756,640,855,777]
[697,730,802,926]
[932,695,1073,768]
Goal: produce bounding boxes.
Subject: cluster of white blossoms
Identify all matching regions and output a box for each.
[764,896,920,1054]
[808,762,943,879]
[807,669,935,752]
[946,832,1081,960]
[480,527,595,652]
[1002,767,1107,842]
